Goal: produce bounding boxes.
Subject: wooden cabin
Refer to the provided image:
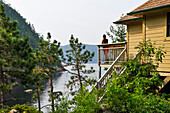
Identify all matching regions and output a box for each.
[97,0,170,92]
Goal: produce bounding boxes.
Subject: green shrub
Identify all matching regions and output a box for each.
[105,77,170,112]
[71,85,102,113]
[0,104,39,113]
[103,40,170,112]
[54,95,70,113]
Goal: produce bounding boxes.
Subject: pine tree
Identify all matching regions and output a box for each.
[106,15,126,43]
[65,35,96,95]
[34,33,63,112]
[0,4,35,107]
[31,66,48,112]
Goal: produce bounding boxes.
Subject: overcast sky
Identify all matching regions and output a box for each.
[5,0,148,45]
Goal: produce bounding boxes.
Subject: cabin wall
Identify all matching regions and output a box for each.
[127,22,142,59]
[127,12,170,73]
[146,13,170,72]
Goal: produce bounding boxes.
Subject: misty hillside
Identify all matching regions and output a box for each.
[0,2,98,63]
[1,1,39,49]
[61,44,98,63]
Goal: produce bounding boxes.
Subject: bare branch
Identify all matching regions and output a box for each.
[41,104,51,109]
[63,67,79,76]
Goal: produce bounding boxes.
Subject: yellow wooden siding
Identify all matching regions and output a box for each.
[127,13,170,73]
[146,13,170,72]
[128,22,142,59]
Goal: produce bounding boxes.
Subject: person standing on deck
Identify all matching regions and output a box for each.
[101,34,109,63]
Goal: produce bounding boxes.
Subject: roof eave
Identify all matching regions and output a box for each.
[127,4,170,15]
[113,17,143,24]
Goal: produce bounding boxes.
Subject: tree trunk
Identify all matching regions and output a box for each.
[77,64,82,90]
[47,56,55,112]
[75,51,83,90]
[49,76,55,112]
[37,88,41,112]
[0,91,4,107]
[0,66,4,107]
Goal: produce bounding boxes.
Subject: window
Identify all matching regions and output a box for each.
[167,12,170,37]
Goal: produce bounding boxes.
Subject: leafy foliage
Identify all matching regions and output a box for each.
[54,94,70,113]
[71,85,101,113]
[51,40,169,113]
[65,35,96,95]
[106,15,126,43]
[0,104,39,113]
[0,4,36,106]
[0,1,40,49]
[31,69,47,101]
[31,69,47,112]
[103,40,169,112]
[105,79,170,113]
[34,32,64,112]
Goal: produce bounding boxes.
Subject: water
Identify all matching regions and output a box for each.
[32,63,106,113]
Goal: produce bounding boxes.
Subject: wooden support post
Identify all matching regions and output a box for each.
[142,15,146,62]
[99,66,101,79]
[98,46,101,79]
[98,46,100,65]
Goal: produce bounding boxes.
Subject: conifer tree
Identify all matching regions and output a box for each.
[106,24,126,43]
[35,33,63,112]
[31,66,48,112]
[106,15,126,43]
[0,4,35,106]
[65,35,96,95]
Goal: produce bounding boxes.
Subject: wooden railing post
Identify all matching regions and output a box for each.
[98,46,101,78]
[99,66,101,79]
[114,48,116,61]
[98,46,101,65]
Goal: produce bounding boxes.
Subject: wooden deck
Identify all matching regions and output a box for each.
[97,42,127,78]
[92,42,169,103]
[97,42,127,66]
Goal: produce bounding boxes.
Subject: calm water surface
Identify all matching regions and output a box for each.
[31,63,106,113]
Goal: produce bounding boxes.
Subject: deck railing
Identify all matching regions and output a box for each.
[96,47,127,89]
[90,46,127,94]
[98,42,127,65]
[89,46,142,103]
